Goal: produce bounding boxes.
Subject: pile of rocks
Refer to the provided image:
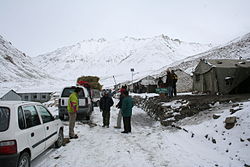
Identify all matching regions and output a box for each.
[133,93,250,126]
[133,95,210,126]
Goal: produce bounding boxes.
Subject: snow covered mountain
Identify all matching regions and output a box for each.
[33,35,214,86]
[167,33,250,75]
[0,35,51,83]
[1,32,250,90]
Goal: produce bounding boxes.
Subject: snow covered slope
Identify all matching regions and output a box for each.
[0,35,51,82]
[32,98,250,167]
[33,35,213,86]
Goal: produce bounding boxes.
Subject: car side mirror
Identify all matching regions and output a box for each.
[54,115,59,120]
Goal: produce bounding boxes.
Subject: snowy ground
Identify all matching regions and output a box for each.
[32,98,250,167]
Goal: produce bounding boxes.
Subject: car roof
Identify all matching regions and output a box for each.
[64,86,86,89]
[0,101,41,108]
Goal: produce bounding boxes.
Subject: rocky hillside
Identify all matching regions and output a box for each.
[0,35,51,82]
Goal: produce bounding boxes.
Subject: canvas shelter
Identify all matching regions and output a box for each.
[193,59,250,94]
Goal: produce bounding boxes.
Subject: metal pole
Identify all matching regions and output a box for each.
[130,68,134,92]
[113,75,117,85]
[132,72,133,92]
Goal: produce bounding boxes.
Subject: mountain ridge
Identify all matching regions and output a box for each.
[1,33,250,90]
[33,34,214,86]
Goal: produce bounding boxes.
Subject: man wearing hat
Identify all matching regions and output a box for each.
[99,91,114,128]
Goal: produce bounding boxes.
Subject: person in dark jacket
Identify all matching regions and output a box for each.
[158,77,164,88]
[121,90,134,133]
[171,70,178,96]
[165,69,174,98]
[100,91,114,128]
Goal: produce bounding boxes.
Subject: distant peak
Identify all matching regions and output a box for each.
[122,36,142,41]
[80,37,107,43]
[161,34,170,40]
[97,38,106,42]
[154,34,182,43]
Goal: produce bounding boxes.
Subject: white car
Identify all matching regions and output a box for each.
[0,101,64,167]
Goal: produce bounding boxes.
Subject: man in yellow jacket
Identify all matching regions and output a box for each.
[67,88,81,139]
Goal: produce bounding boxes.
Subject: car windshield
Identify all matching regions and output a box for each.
[61,88,85,98]
[0,107,10,132]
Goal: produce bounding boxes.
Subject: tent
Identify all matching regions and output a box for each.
[193,59,250,94]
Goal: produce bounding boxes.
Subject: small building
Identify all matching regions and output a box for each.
[114,81,130,91]
[131,75,157,93]
[18,91,52,103]
[0,89,22,101]
[193,59,250,94]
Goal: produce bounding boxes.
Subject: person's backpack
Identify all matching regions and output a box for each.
[173,74,178,80]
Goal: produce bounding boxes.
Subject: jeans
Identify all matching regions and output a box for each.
[69,112,77,137]
[167,86,173,97]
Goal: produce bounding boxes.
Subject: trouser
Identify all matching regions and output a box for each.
[167,86,173,97]
[172,85,177,96]
[123,116,131,132]
[69,112,77,137]
[116,109,122,127]
[102,110,110,126]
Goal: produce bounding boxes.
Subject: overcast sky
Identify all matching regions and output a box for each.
[0,0,250,57]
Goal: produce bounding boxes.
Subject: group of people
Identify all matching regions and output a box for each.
[99,86,134,133]
[67,86,134,139]
[158,69,178,98]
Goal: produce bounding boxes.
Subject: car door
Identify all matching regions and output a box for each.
[22,105,46,158]
[36,105,58,148]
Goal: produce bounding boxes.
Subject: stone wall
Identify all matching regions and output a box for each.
[133,95,210,126]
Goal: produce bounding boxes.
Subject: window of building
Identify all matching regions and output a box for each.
[225,77,233,86]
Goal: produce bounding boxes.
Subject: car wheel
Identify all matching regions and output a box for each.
[86,115,90,120]
[18,152,30,167]
[55,129,64,148]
